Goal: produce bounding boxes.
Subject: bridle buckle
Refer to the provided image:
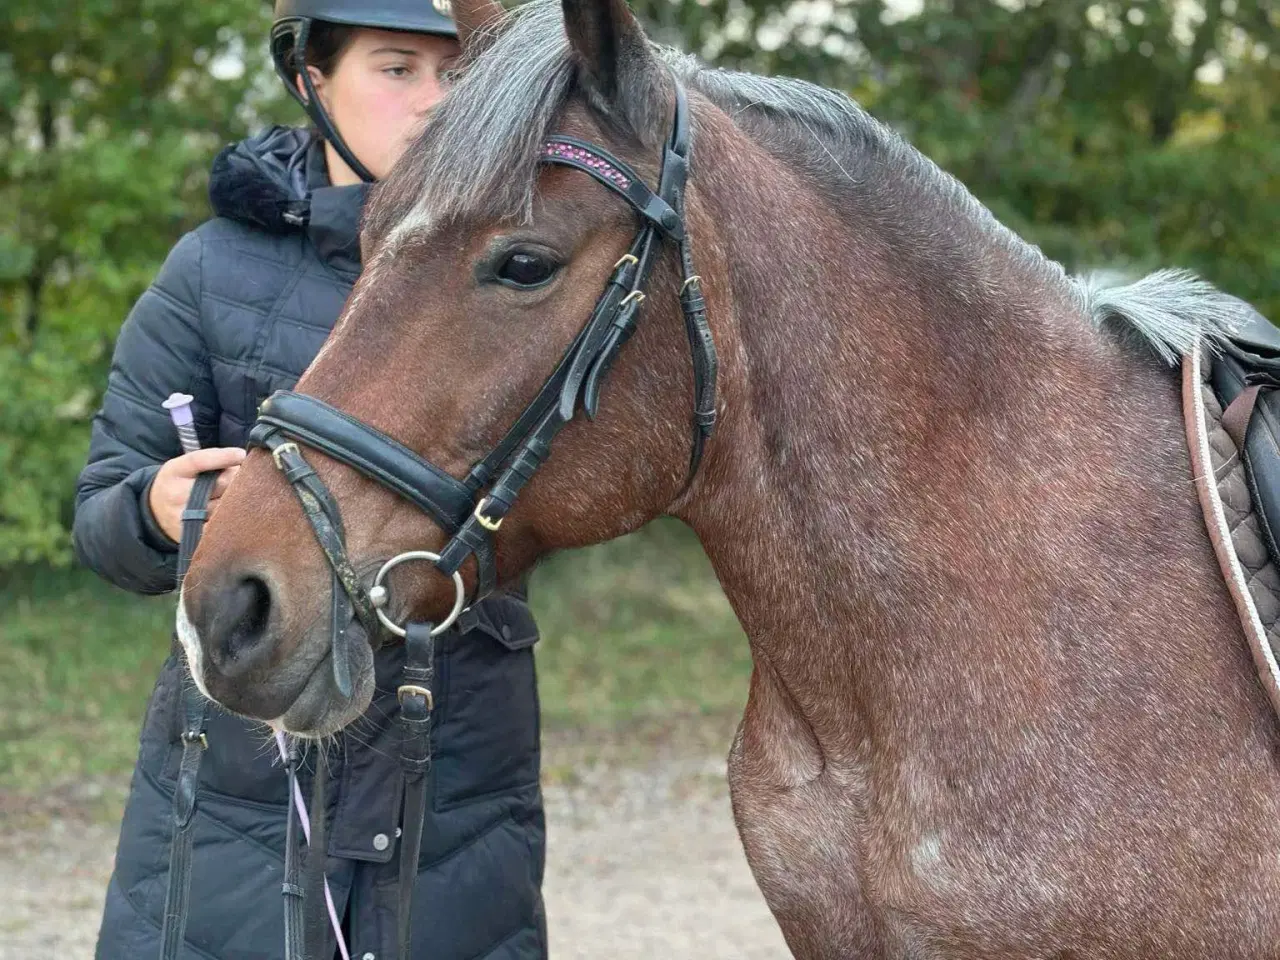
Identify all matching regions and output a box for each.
[396,684,434,711]
[271,441,300,470]
[474,497,503,532]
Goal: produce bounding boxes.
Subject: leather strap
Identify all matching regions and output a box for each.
[660,83,715,483]
[396,622,436,960]
[282,740,306,960]
[559,236,649,422]
[459,245,643,494]
[303,752,331,960]
[159,470,219,960]
[542,137,683,239]
[259,433,380,676]
[253,392,475,531]
[1183,346,1280,720]
[1222,383,1262,453]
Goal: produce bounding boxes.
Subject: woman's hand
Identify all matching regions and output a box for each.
[148,447,247,544]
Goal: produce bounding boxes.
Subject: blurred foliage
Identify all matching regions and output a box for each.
[630,0,1279,311]
[0,0,284,568]
[2,0,1278,569]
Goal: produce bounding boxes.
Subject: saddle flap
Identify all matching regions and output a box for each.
[1210,347,1280,567]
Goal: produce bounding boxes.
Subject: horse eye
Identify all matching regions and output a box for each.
[497,252,557,289]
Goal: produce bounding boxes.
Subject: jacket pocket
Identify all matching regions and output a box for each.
[431,593,541,811]
[112,767,294,960]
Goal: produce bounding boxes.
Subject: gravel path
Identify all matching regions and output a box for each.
[0,752,789,959]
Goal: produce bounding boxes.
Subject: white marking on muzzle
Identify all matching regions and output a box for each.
[175,586,213,701]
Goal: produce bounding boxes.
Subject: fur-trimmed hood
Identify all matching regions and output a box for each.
[208,125,367,274]
[209,125,312,232]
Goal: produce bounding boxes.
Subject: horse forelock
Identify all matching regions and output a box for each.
[367,0,574,251]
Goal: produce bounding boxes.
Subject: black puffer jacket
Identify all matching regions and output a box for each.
[74,126,547,960]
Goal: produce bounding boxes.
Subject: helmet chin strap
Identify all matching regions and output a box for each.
[295,19,378,184]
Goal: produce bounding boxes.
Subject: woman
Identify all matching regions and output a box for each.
[73,2,547,958]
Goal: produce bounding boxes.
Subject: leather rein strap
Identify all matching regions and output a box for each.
[156,468,433,960]
[158,470,218,960]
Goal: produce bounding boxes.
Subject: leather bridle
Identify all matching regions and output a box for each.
[162,78,716,960]
[248,79,715,616]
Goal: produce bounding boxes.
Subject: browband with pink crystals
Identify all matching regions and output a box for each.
[540,136,683,239]
[540,140,633,190]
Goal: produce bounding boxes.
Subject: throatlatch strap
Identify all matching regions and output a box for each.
[159,470,218,960]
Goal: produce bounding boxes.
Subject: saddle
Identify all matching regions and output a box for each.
[1183,308,1280,719]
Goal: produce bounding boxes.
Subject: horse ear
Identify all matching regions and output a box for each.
[561,0,666,142]
[449,0,507,53]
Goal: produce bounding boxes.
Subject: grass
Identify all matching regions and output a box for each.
[0,518,751,802]
[531,519,751,726]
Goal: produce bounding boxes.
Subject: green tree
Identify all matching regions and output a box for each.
[848,0,1279,312]
[0,0,284,568]
[631,0,1278,314]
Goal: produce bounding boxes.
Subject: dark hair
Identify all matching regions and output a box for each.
[304,21,357,76]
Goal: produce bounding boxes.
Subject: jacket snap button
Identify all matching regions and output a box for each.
[362,954,376,960]
[501,625,512,641]
[372,833,390,851]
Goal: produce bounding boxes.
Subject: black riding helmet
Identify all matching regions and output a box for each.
[271,0,458,183]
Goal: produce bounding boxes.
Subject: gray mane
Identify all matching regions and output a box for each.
[375,0,1249,364]
[1074,268,1248,364]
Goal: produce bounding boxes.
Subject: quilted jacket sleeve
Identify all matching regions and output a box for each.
[72,230,220,595]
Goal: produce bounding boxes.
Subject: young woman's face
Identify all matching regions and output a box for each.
[305,27,461,183]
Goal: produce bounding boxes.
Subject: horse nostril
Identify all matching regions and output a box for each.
[214,575,274,672]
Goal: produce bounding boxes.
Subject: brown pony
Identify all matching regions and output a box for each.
[178,0,1280,954]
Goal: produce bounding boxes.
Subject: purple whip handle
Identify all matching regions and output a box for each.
[162,393,201,454]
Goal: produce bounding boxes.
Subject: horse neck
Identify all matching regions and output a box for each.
[675,113,1226,768]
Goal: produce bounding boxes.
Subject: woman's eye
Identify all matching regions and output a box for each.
[384,66,411,78]
[497,252,557,289]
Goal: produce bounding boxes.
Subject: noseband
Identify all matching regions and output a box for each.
[226,78,716,960]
